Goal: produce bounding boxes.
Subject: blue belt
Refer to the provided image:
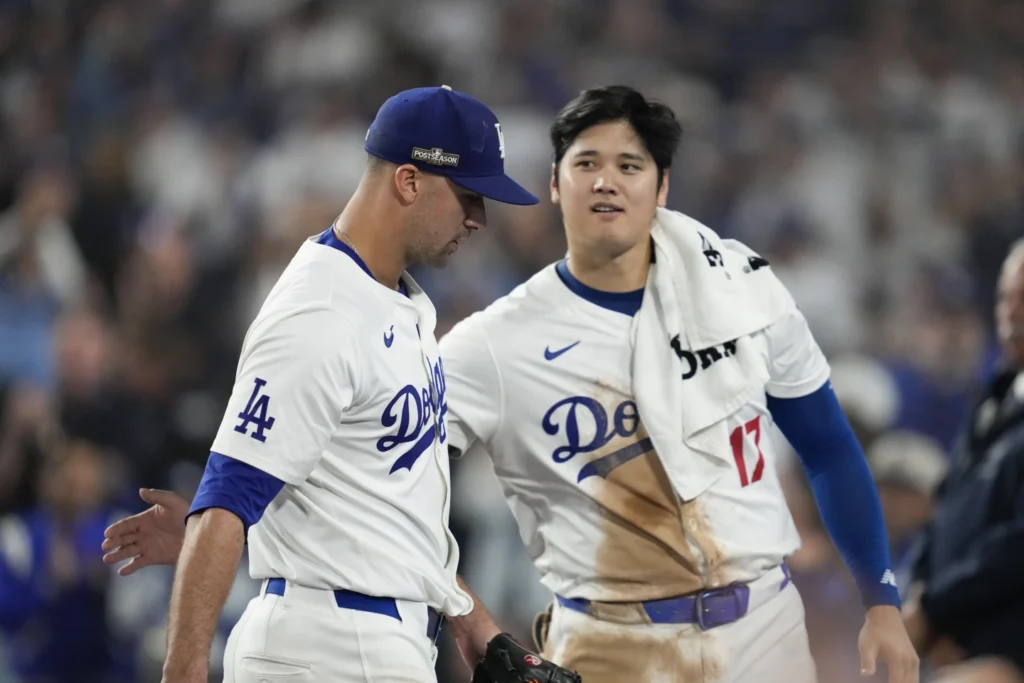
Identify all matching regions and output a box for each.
[556,565,790,631]
[265,578,445,641]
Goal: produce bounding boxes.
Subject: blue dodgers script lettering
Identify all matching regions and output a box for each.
[379,357,448,474]
[542,397,653,482]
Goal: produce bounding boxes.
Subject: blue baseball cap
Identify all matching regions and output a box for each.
[365,86,539,206]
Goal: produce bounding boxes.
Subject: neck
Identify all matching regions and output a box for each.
[566,237,651,292]
[332,184,407,290]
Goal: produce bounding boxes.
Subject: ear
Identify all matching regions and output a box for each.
[393,164,423,205]
[657,169,669,208]
[550,162,561,205]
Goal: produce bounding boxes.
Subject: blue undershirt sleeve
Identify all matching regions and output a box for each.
[188,452,286,531]
[767,381,901,608]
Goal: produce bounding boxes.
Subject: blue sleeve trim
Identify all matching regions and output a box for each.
[768,381,901,608]
[187,452,286,531]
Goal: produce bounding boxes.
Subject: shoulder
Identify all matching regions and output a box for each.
[239,300,363,382]
[443,265,573,343]
[262,240,381,324]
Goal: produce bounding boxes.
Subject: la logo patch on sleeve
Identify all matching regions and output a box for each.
[234,377,276,442]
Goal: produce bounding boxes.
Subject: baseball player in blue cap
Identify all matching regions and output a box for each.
[102,86,580,683]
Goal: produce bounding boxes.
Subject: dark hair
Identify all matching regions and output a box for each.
[550,86,682,186]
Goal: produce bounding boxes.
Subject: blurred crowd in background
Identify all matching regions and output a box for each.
[0,0,1021,681]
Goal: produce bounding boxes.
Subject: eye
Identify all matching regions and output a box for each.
[575,160,595,169]
[621,163,641,172]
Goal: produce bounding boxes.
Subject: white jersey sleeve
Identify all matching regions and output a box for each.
[763,308,831,399]
[438,316,502,455]
[211,308,359,485]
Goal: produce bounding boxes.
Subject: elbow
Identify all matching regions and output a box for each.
[184,507,246,546]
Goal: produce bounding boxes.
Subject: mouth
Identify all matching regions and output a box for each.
[590,202,624,215]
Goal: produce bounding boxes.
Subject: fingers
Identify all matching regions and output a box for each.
[904,650,921,683]
[879,644,920,683]
[101,532,138,552]
[116,556,152,577]
[102,542,139,566]
[104,546,156,576]
[860,637,879,677]
[139,488,179,507]
[103,514,143,540]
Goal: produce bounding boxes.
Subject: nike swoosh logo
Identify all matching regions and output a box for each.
[544,341,580,361]
[383,325,395,348]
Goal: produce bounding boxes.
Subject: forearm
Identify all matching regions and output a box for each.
[449,575,502,667]
[163,508,245,681]
[806,452,898,606]
[768,385,900,607]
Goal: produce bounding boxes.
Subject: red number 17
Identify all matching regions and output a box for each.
[729,416,765,487]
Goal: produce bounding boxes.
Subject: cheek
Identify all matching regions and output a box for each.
[559,175,593,214]
[625,182,660,218]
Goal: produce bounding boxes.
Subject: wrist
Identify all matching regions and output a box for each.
[858,578,902,610]
[450,614,501,653]
[162,656,207,682]
[866,604,901,620]
[474,623,502,653]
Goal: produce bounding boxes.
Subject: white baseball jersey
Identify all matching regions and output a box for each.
[441,263,829,603]
[211,233,473,617]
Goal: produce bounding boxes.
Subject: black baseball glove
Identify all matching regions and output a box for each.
[471,633,582,683]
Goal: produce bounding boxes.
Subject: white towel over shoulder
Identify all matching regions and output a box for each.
[631,207,797,501]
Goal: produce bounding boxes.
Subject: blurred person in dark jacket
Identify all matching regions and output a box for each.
[0,434,133,683]
[902,240,1024,677]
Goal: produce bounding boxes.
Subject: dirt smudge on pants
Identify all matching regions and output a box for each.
[557,625,723,683]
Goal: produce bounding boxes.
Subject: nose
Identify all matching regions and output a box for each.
[464,201,486,232]
[592,175,618,195]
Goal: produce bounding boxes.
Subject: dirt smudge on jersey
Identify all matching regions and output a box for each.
[584,379,704,599]
[582,377,733,599]
[680,496,729,588]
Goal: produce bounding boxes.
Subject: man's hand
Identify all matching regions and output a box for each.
[450,576,503,668]
[102,489,189,575]
[859,605,920,683]
[471,633,581,683]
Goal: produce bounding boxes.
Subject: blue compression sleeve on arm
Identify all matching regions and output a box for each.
[188,452,286,531]
[767,381,901,608]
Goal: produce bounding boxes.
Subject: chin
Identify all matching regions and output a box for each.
[425,254,450,269]
[582,223,645,256]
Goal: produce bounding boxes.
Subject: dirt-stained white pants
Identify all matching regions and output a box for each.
[542,566,817,683]
[223,580,439,683]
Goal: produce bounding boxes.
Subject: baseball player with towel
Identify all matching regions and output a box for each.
[105,86,919,682]
[100,85,580,683]
[438,86,920,683]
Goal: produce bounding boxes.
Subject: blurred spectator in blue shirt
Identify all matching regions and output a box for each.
[0,435,134,682]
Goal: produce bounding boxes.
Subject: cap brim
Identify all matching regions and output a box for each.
[451,173,540,206]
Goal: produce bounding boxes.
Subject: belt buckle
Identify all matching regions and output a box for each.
[694,586,739,631]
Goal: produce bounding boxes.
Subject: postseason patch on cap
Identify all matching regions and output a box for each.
[411,147,460,167]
